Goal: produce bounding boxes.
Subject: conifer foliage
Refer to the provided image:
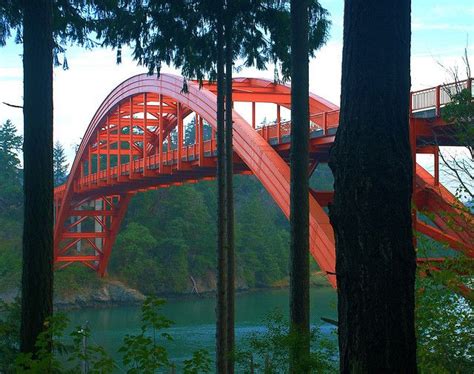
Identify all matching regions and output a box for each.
[53,141,69,186]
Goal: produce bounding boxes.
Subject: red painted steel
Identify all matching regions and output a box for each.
[53,74,473,287]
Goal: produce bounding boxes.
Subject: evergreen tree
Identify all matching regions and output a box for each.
[93,4,329,370]
[0,120,23,227]
[0,119,22,175]
[289,0,311,372]
[20,0,55,356]
[215,2,228,370]
[223,4,236,369]
[1,0,103,356]
[53,141,69,186]
[328,1,417,371]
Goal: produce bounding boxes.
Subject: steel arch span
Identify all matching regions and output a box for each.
[54,74,473,288]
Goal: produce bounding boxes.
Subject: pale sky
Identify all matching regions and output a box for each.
[0,0,473,164]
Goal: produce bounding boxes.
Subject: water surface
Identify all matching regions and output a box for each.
[67,287,337,367]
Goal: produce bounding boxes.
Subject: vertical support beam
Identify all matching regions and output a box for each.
[97,129,101,182]
[97,193,132,276]
[80,161,84,189]
[88,142,92,187]
[106,115,111,184]
[143,93,148,176]
[194,113,199,157]
[323,111,328,134]
[76,206,82,253]
[177,103,183,169]
[159,94,164,173]
[211,127,216,153]
[117,103,122,182]
[252,102,256,129]
[276,104,281,143]
[199,116,204,166]
[167,134,171,164]
[435,85,441,117]
[94,199,103,263]
[129,97,134,178]
[434,146,439,186]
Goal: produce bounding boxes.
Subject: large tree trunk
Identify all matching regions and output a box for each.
[215,0,228,372]
[20,0,54,355]
[224,4,235,373]
[328,1,417,372]
[289,0,310,372]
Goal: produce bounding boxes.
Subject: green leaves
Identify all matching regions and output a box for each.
[183,349,212,373]
[141,297,174,332]
[93,0,330,84]
[236,309,338,373]
[14,313,69,373]
[119,297,174,372]
[2,296,213,373]
[68,324,116,373]
[416,270,474,373]
[0,297,21,372]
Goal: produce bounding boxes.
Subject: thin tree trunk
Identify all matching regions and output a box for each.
[328,1,417,372]
[289,0,310,372]
[20,0,54,355]
[225,2,235,372]
[216,0,228,372]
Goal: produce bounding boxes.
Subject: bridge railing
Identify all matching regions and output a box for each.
[410,78,473,115]
[255,109,340,142]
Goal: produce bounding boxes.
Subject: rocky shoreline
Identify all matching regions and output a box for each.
[0,280,146,310]
[0,272,330,310]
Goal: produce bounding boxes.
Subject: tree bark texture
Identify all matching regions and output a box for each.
[289,0,310,372]
[20,0,54,355]
[225,4,235,373]
[328,1,417,372]
[215,1,228,372]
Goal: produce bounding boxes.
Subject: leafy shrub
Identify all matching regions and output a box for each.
[236,309,337,373]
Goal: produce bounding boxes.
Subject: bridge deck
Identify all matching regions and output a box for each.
[53,75,473,286]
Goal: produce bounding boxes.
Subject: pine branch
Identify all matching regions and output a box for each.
[2,102,23,109]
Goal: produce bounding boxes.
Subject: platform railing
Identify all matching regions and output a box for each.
[410,78,473,115]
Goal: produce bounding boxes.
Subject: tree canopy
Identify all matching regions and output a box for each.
[93,0,330,83]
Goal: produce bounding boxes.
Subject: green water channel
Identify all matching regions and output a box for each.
[66,287,337,370]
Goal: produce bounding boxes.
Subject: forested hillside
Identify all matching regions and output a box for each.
[0,120,333,297]
[109,175,292,294]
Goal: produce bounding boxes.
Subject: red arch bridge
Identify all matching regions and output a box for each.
[54,74,473,287]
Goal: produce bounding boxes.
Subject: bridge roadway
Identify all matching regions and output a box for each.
[53,74,474,287]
